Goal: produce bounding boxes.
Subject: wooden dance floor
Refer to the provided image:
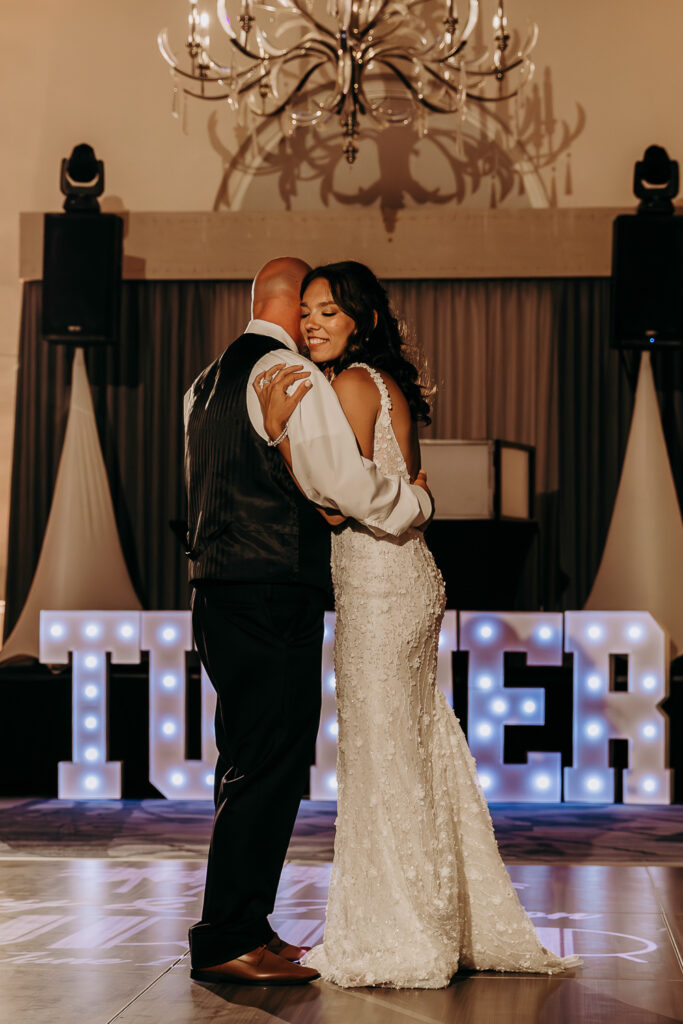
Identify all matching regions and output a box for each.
[1,801,681,1023]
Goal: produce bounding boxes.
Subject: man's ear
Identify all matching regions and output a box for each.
[373,310,378,328]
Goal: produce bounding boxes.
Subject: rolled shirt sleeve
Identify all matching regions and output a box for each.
[246,349,431,537]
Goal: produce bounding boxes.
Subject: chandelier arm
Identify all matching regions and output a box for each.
[366,0,472,42]
[366,24,471,65]
[215,3,278,59]
[463,55,528,77]
[519,22,539,58]
[226,26,339,64]
[176,61,271,98]
[384,0,478,60]
[461,24,538,74]
[216,0,303,61]
[279,0,338,41]
[160,60,241,88]
[180,86,237,100]
[358,0,399,38]
[466,90,521,103]
[160,41,313,91]
[452,0,479,47]
[355,80,422,124]
[375,58,463,114]
[202,56,235,75]
[252,59,339,118]
[217,0,336,52]
[158,30,192,72]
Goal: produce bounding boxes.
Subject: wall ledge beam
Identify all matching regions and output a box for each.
[20,207,634,281]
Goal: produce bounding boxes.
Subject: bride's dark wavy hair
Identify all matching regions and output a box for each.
[300,260,432,425]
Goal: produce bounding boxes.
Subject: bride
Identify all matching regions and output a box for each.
[254,260,580,989]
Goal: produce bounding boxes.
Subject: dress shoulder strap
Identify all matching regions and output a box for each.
[345,362,392,413]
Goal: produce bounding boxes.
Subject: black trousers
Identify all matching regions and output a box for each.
[188,581,325,968]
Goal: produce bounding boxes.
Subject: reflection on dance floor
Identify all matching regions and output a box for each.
[0,803,681,1022]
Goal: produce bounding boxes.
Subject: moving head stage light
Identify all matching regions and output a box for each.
[612,145,683,349]
[42,144,122,346]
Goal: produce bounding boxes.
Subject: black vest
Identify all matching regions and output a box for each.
[185,333,332,594]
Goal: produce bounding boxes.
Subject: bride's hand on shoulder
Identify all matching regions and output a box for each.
[253,363,312,441]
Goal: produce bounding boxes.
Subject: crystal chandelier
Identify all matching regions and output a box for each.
[159,1,538,164]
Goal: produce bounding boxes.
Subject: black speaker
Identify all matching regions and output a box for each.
[611,213,683,348]
[42,213,123,345]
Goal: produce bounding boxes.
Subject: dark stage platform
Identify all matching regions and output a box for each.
[0,801,681,1023]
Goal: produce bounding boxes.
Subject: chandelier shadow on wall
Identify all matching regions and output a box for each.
[159,0,538,164]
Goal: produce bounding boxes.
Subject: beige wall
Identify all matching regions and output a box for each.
[2,0,683,597]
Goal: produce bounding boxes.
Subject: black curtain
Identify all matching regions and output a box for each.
[6,277,683,639]
[4,280,251,638]
[555,278,634,609]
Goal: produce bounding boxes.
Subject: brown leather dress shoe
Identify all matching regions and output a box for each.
[266,933,312,963]
[190,944,320,986]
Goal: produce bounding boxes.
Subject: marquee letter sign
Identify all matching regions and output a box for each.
[460,612,564,802]
[39,609,671,803]
[41,610,218,800]
[41,611,139,799]
[142,611,218,800]
[564,611,671,804]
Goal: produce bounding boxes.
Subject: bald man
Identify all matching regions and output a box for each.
[184,257,432,985]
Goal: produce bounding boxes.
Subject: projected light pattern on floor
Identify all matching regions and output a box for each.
[39,609,671,803]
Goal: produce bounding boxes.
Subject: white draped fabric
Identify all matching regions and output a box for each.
[585,353,683,658]
[0,349,141,664]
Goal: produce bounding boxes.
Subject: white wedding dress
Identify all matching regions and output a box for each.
[305,364,580,989]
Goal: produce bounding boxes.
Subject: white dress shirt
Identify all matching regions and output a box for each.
[243,319,431,537]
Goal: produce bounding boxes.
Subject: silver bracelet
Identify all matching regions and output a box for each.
[267,425,288,448]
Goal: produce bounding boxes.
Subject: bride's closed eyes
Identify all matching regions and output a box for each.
[300,278,356,363]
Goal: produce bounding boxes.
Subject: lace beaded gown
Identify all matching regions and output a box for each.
[304,364,580,989]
